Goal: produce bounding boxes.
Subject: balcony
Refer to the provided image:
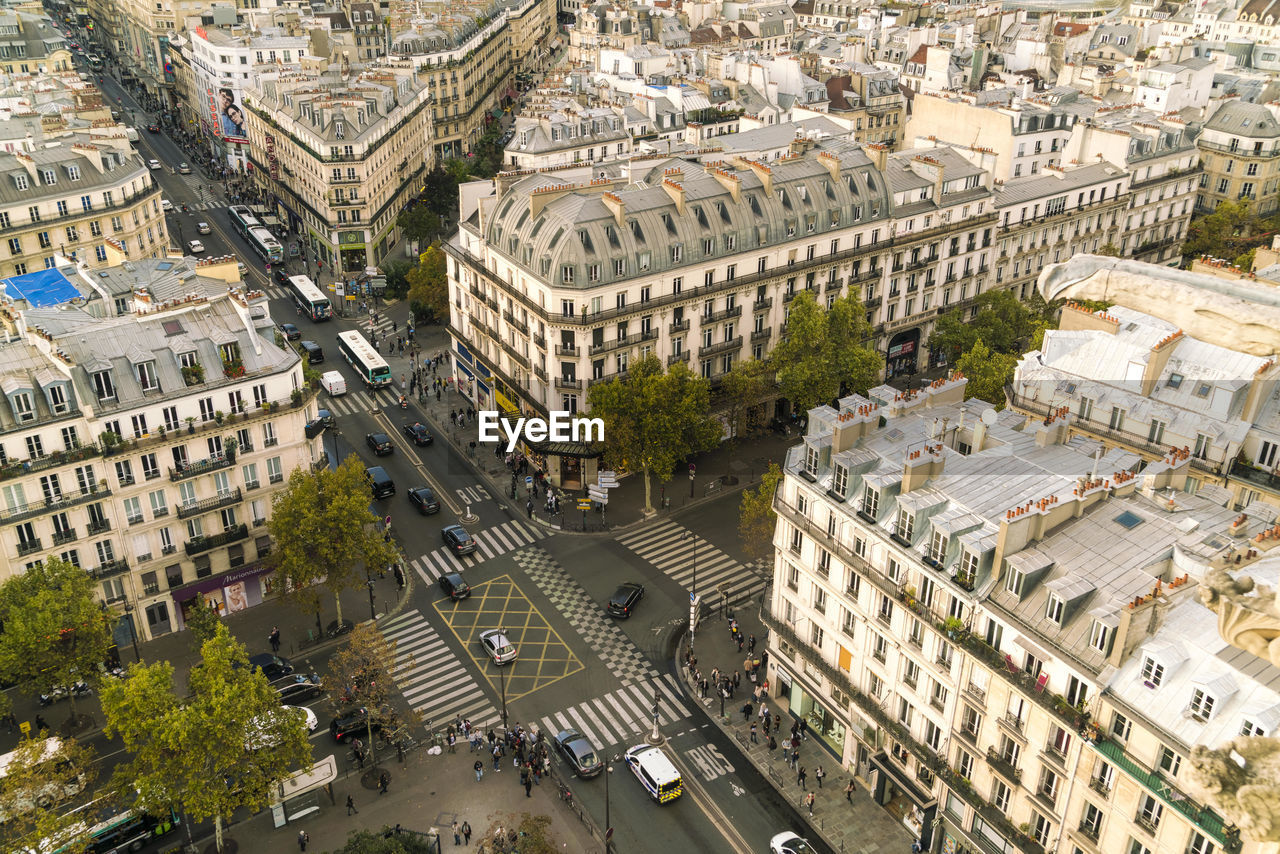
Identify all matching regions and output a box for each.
[501,341,530,369]
[588,331,656,356]
[90,558,130,579]
[1088,738,1237,851]
[169,455,234,481]
[533,334,546,350]
[0,482,113,525]
[87,518,111,535]
[184,523,249,556]
[588,372,628,387]
[553,377,582,391]
[0,443,102,483]
[1077,823,1100,843]
[1229,459,1280,496]
[52,529,77,546]
[985,747,1023,782]
[16,538,42,557]
[554,344,578,357]
[669,319,690,335]
[701,305,742,325]
[668,351,690,366]
[751,327,773,343]
[824,277,845,293]
[533,366,548,383]
[1088,777,1111,798]
[502,311,529,335]
[176,487,243,520]
[698,336,743,359]
[753,297,772,312]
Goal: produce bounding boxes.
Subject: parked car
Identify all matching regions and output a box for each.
[279,322,301,341]
[365,432,393,456]
[478,629,517,665]
[178,162,191,174]
[438,572,471,601]
[329,707,384,743]
[408,486,440,515]
[196,221,211,235]
[248,653,294,680]
[270,671,322,703]
[246,705,317,750]
[148,159,161,170]
[441,524,476,556]
[161,199,173,212]
[770,832,817,854]
[553,729,603,777]
[402,422,433,446]
[606,582,644,618]
[187,239,205,254]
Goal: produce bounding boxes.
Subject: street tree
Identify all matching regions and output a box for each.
[586,355,722,513]
[719,358,773,441]
[929,290,1048,364]
[332,829,454,853]
[100,624,311,852]
[956,340,1018,409]
[406,244,449,324]
[0,735,96,854]
[0,557,115,722]
[327,622,415,767]
[184,599,222,648]
[269,455,398,636]
[770,291,878,413]
[738,463,782,561]
[394,206,442,248]
[1179,199,1280,265]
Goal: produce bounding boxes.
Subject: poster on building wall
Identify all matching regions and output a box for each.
[192,27,248,143]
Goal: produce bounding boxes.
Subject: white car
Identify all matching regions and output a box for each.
[196,221,211,235]
[187,240,205,254]
[245,705,317,750]
[161,199,173,212]
[148,159,161,170]
[770,832,818,854]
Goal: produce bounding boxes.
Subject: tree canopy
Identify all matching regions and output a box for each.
[0,735,96,854]
[928,290,1055,363]
[738,463,783,561]
[268,455,398,632]
[586,355,722,513]
[719,358,773,442]
[394,206,443,248]
[327,623,415,765]
[956,340,1018,409]
[0,557,115,717]
[329,830,446,854]
[1180,199,1280,268]
[406,245,449,325]
[769,291,879,413]
[100,624,312,851]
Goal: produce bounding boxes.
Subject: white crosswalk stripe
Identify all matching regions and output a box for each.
[408,519,549,582]
[616,519,770,605]
[380,610,500,731]
[455,486,490,504]
[318,388,395,416]
[535,675,692,750]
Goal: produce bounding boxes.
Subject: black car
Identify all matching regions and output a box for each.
[279,322,301,341]
[365,432,393,456]
[402,422,433,446]
[606,582,645,618]
[553,728,603,778]
[249,653,294,680]
[272,672,322,703]
[442,524,477,556]
[146,123,160,133]
[328,707,384,743]
[408,486,441,515]
[438,572,471,601]
[273,268,290,286]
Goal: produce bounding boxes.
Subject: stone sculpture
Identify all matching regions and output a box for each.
[1187,737,1280,842]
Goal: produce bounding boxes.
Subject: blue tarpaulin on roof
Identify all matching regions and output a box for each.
[1,268,83,308]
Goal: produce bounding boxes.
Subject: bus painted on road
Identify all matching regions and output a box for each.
[336,330,392,388]
[285,275,332,321]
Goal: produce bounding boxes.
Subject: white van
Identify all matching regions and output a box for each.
[320,371,347,397]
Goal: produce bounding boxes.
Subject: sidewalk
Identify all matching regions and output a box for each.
[236,739,599,854]
[678,600,914,854]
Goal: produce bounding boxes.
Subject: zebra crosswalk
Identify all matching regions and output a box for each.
[616,519,771,606]
[319,387,396,417]
[381,610,501,731]
[409,519,549,581]
[535,675,693,750]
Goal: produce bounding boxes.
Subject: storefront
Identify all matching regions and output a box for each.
[773,667,848,759]
[171,562,278,629]
[887,329,920,379]
[869,751,938,848]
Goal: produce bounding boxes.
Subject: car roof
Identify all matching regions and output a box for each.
[367,465,388,477]
[411,486,434,496]
[443,524,466,534]
[369,431,389,438]
[624,745,680,783]
[480,629,509,642]
[443,572,466,584]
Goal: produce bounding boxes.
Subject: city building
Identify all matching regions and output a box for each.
[0,254,322,645]
[0,7,73,75]
[0,137,168,277]
[1194,100,1280,215]
[764,361,1248,854]
[504,104,633,170]
[446,138,999,484]
[243,64,436,274]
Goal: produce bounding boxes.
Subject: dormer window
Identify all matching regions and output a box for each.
[46,384,68,414]
[11,392,33,422]
[927,530,947,566]
[832,463,848,496]
[894,509,914,543]
[13,173,27,191]
[1045,592,1065,624]
[958,549,979,589]
[1188,688,1215,722]
[334,122,344,140]
[92,370,115,401]
[861,485,879,520]
[802,446,819,479]
[135,360,159,392]
[40,169,56,185]
[1089,620,1111,654]
[66,165,80,180]
[1142,656,1164,686]
[1241,720,1267,737]
[218,343,241,364]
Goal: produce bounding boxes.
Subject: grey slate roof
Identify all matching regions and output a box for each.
[1205,99,1280,138]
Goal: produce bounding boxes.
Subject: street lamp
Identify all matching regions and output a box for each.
[604,753,619,852]
[123,603,141,663]
[498,627,509,729]
[647,687,663,746]
[682,531,698,656]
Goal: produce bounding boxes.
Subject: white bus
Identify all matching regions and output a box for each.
[285,275,332,321]
[0,738,86,822]
[247,226,284,264]
[336,330,392,388]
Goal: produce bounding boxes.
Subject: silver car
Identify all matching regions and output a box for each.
[479,629,517,665]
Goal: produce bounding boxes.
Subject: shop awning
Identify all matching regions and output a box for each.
[529,441,602,458]
[870,752,936,808]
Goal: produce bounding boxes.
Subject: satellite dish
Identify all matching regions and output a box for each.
[980,408,997,427]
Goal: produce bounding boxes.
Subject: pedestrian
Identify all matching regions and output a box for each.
[798,766,807,789]
[379,771,389,794]
[269,626,281,653]
[526,499,533,519]
[35,715,47,732]
[773,713,782,734]
[912,842,922,854]
[462,822,472,844]
[347,794,358,815]
[733,670,741,689]
[453,821,461,845]
[448,730,457,753]
[474,759,484,782]
[768,734,777,752]
[846,779,857,801]
[524,775,533,797]
[759,702,769,722]
[815,765,826,788]
[297,830,310,852]
[748,633,756,653]
[742,702,753,723]
[492,745,501,771]
[791,747,800,768]
[805,791,816,816]
[799,718,809,741]
[737,633,745,652]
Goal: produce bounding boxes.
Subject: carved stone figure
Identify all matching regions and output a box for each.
[1199,567,1280,668]
[1187,737,1280,842]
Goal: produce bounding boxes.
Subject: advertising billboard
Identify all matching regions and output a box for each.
[192,27,248,143]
